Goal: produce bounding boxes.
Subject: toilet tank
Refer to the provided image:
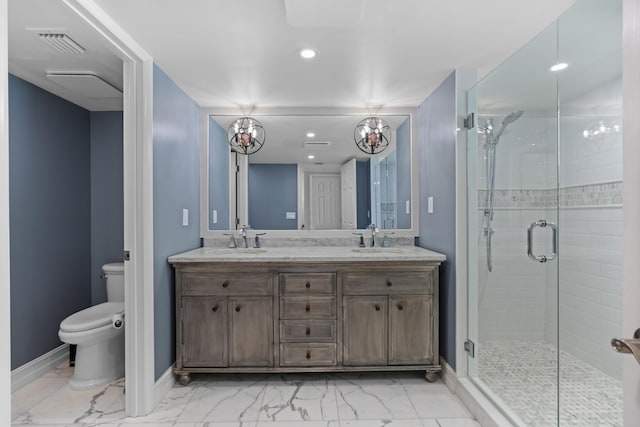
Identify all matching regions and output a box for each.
[103,262,125,302]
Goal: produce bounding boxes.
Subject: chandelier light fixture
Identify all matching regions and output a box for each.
[228,117,265,155]
[354,116,391,155]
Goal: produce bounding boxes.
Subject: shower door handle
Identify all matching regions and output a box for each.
[527,220,557,263]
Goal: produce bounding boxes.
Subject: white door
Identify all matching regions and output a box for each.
[309,174,341,230]
[340,158,357,229]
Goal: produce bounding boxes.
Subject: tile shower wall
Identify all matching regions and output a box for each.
[477,100,623,379]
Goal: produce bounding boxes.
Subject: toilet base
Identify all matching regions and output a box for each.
[67,329,125,390]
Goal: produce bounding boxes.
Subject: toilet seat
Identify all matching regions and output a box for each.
[60,302,124,333]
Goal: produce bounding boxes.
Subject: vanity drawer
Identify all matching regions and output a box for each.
[343,271,433,295]
[280,273,336,295]
[280,320,337,342]
[182,273,272,296]
[280,296,336,319]
[280,343,337,367]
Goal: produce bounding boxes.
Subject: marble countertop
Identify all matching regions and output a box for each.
[168,245,446,263]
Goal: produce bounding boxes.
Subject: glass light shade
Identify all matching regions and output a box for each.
[228,117,265,155]
[354,116,391,155]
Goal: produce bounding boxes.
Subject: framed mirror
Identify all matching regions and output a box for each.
[200,108,419,238]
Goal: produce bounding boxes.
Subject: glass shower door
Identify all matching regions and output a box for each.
[466,18,561,426]
[467,1,624,425]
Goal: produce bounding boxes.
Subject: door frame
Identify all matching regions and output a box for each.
[65,0,157,416]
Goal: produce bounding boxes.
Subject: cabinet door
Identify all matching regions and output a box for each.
[343,296,387,366]
[229,296,273,367]
[388,295,433,365]
[182,296,228,367]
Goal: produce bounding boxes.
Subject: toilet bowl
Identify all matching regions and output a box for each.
[58,263,125,390]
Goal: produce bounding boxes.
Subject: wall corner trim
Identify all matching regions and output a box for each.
[11,344,69,393]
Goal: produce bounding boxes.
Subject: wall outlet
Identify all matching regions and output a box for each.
[286,211,296,220]
[182,208,189,226]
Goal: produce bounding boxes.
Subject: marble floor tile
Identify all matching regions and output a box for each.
[255,421,339,427]
[258,377,338,422]
[339,419,425,426]
[335,384,418,420]
[14,380,125,425]
[403,384,471,419]
[435,419,483,427]
[176,382,267,423]
[11,376,68,419]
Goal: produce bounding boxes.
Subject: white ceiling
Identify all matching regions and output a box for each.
[9,0,578,112]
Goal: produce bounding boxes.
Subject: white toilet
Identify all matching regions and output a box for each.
[58,262,125,390]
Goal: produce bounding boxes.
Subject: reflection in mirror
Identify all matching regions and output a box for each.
[208,115,412,231]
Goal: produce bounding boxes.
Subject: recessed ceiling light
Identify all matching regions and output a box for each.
[307,154,315,159]
[306,132,315,138]
[300,48,317,59]
[550,62,568,72]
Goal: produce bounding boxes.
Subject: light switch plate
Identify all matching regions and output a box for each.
[212,209,218,224]
[405,200,410,214]
[428,197,434,214]
[182,208,189,226]
[286,211,296,220]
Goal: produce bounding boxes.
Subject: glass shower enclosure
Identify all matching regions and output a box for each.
[466,1,623,425]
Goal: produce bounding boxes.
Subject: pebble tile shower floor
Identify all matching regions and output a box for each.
[11,363,479,427]
[479,341,623,427]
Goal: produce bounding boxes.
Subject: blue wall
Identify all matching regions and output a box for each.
[209,118,229,230]
[356,160,371,229]
[90,112,124,304]
[396,118,411,229]
[248,163,297,230]
[418,71,457,369]
[153,65,201,379]
[9,74,91,369]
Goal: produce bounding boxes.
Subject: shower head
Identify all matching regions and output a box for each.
[493,110,524,141]
[502,110,524,125]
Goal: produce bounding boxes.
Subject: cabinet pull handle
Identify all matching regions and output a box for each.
[211,305,219,312]
[222,281,229,288]
[305,282,311,289]
[306,328,311,335]
[375,304,381,311]
[305,305,311,312]
[397,304,404,311]
[306,351,311,359]
[235,306,241,312]
[386,280,392,287]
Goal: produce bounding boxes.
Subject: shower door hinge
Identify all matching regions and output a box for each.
[123,250,130,261]
[463,113,475,129]
[464,339,475,358]
[235,165,240,173]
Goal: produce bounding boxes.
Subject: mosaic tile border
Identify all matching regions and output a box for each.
[478,180,623,209]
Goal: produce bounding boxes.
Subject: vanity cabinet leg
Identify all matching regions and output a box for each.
[178,373,191,386]
[425,369,439,383]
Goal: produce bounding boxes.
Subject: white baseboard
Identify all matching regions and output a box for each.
[153,365,175,408]
[11,344,69,393]
[440,357,457,393]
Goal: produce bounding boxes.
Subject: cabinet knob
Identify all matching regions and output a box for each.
[386,280,392,287]
[222,281,229,288]
[305,282,311,289]
[375,304,381,311]
[306,351,311,359]
[235,306,241,312]
[211,305,219,312]
[397,304,404,311]
[305,305,311,312]
[306,328,311,335]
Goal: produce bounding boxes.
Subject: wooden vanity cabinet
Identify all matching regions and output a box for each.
[172,261,440,384]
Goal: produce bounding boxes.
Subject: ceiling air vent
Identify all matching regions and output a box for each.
[303,141,332,151]
[38,33,85,54]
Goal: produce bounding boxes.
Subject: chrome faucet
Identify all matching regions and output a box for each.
[223,233,237,248]
[240,225,252,248]
[367,224,379,247]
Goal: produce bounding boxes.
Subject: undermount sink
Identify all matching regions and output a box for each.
[351,248,404,254]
